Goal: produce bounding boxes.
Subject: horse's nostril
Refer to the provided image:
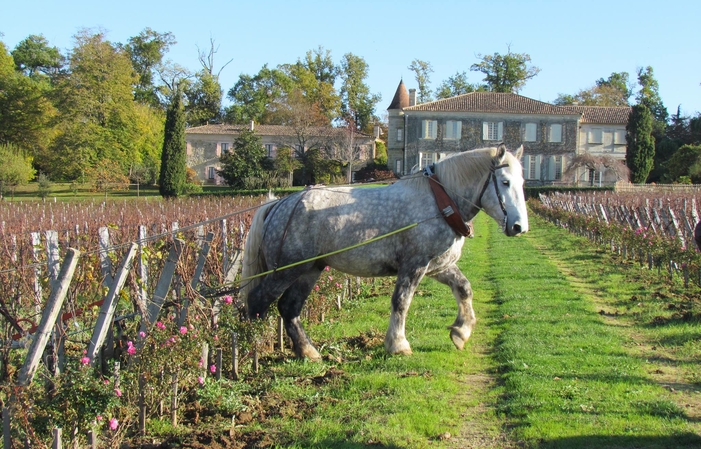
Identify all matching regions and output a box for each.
[513,223,522,234]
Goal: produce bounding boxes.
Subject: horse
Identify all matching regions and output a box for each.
[241,144,528,360]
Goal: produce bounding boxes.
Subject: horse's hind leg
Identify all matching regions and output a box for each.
[277,266,323,361]
[430,264,476,350]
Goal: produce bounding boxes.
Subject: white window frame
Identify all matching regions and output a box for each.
[207,166,216,180]
[395,159,403,175]
[524,123,537,142]
[264,144,274,158]
[218,142,230,156]
[445,120,462,140]
[549,124,563,143]
[396,128,403,142]
[529,156,537,180]
[483,121,504,141]
[419,152,436,169]
[588,128,603,144]
[421,120,438,139]
[554,155,563,180]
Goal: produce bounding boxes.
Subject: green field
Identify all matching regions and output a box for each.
[153,211,701,449]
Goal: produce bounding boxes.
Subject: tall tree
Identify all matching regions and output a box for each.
[470,47,540,93]
[123,28,176,107]
[159,91,187,197]
[408,59,433,103]
[46,30,144,180]
[281,57,340,124]
[435,71,486,99]
[0,40,55,151]
[636,66,668,137]
[11,34,63,78]
[626,104,655,183]
[225,64,292,124]
[0,143,36,199]
[185,70,222,126]
[339,53,380,133]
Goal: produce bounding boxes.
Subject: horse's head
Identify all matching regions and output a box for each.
[478,144,529,236]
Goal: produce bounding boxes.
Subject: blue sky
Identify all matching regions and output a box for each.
[2,0,700,118]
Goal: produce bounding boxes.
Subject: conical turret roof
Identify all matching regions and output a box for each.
[387,79,409,110]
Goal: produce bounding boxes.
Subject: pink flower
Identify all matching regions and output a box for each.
[335,283,341,288]
[109,418,118,430]
[214,335,219,341]
[314,285,320,291]
[199,358,204,368]
[198,376,205,385]
[96,415,103,422]
[104,379,110,385]
[126,341,136,356]
[328,276,333,281]
[139,331,146,339]
[223,295,233,305]
[210,364,217,373]
[156,321,166,330]
[179,326,188,335]
[324,266,330,271]
[80,356,90,365]
[115,388,122,397]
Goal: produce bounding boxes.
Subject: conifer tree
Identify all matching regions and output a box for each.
[159,91,187,197]
[626,104,655,183]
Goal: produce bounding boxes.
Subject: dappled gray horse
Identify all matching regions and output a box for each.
[241,144,528,359]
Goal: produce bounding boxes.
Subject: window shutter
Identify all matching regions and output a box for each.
[497,122,504,140]
[534,156,542,180]
[483,122,489,140]
[548,156,556,180]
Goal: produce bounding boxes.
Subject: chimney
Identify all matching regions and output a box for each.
[409,89,417,106]
[250,120,255,131]
[374,125,381,139]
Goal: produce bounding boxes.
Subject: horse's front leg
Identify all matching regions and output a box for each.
[385,265,427,355]
[430,264,476,350]
[277,266,323,361]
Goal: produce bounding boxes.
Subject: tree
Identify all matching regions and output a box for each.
[225,64,292,124]
[218,128,267,189]
[123,28,176,108]
[338,53,381,133]
[470,46,540,93]
[0,41,55,151]
[185,70,222,126]
[554,72,632,106]
[0,143,36,199]
[408,59,433,103]
[661,144,701,183]
[626,104,655,183]
[11,34,63,78]
[636,66,668,138]
[435,71,485,99]
[159,91,187,197]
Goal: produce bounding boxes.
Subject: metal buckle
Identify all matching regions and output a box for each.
[442,206,455,217]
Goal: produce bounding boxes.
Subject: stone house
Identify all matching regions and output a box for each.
[185,122,377,185]
[386,80,631,185]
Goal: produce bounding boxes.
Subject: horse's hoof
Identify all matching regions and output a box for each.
[449,327,471,350]
[385,338,412,355]
[297,346,322,361]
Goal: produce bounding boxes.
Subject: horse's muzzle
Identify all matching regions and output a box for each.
[507,221,528,236]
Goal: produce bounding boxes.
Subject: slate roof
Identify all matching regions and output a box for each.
[403,92,581,116]
[559,105,631,125]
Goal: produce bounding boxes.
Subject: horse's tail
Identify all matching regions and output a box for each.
[240,194,278,317]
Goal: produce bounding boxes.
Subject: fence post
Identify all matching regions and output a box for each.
[171,373,178,427]
[178,232,214,327]
[3,406,10,449]
[30,232,43,314]
[52,427,61,449]
[231,333,239,381]
[138,225,149,311]
[98,227,114,290]
[215,348,222,381]
[18,248,80,386]
[86,243,138,364]
[139,374,147,435]
[140,239,184,334]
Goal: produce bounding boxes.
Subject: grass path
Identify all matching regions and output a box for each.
[465,212,701,448]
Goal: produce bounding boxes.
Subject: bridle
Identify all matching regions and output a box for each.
[476,160,510,219]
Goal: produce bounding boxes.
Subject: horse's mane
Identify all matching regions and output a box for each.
[398,146,498,190]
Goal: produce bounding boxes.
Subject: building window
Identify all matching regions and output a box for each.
[549,124,562,143]
[483,121,504,141]
[421,120,438,139]
[219,143,230,156]
[614,130,626,144]
[207,166,216,180]
[529,156,537,180]
[554,155,563,180]
[397,128,403,142]
[419,152,435,169]
[588,128,603,144]
[264,144,274,158]
[524,123,537,142]
[445,120,462,140]
[395,159,403,175]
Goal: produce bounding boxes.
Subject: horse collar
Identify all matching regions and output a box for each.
[425,172,472,238]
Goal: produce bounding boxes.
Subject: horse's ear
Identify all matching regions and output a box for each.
[496,143,507,160]
[513,145,524,160]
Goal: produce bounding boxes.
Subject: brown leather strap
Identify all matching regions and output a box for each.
[427,174,472,237]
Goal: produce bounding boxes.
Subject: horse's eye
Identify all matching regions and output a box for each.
[502,180,510,187]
